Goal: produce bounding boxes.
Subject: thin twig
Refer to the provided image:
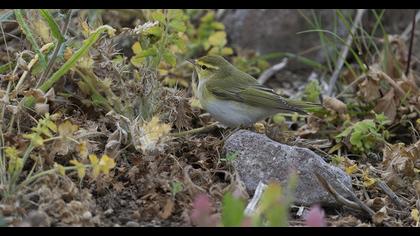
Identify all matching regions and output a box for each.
[405,10,417,76]
[401,10,420,41]
[244,181,267,216]
[315,172,375,217]
[378,71,406,97]
[376,180,408,209]
[315,172,361,210]
[0,28,19,45]
[328,9,366,96]
[0,23,11,70]
[170,122,219,138]
[257,58,288,84]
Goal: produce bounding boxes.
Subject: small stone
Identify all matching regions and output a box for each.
[223,130,353,206]
[104,208,114,216]
[82,211,92,220]
[35,103,49,115]
[131,210,141,220]
[126,221,140,227]
[26,210,49,226]
[0,204,14,216]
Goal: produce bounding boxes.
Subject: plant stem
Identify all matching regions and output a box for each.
[405,10,417,76]
[38,10,73,86]
[328,9,366,96]
[170,123,219,137]
[19,165,90,189]
[8,143,34,193]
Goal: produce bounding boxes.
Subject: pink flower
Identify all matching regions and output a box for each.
[304,204,327,227]
[190,194,219,227]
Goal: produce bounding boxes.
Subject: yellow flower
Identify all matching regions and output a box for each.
[89,154,100,178]
[54,163,66,176]
[70,159,85,180]
[99,155,115,175]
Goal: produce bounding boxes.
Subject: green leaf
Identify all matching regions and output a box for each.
[221,192,245,227]
[304,80,321,103]
[0,62,15,74]
[168,9,184,20]
[173,38,186,52]
[171,181,183,197]
[137,47,158,58]
[335,126,353,140]
[39,9,65,42]
[23,25,115,108]
[14,10,47,68]
[210,22,225,30]
[200,11,215,23]
[350,130,363,150]
[151,10,165,23]
[169,20,186,33]
[143,26,162,38]
[208,31,227,47]
[162,51,176,67]
[23,133,44,147]
[130,55,145,67]
[91,93,109,107]
[259,183,289,227]
[221,47,234,56]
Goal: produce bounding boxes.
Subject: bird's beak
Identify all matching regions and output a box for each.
[186,58,196,65]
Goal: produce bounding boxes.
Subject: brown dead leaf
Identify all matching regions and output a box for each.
[128,166,140,184]
[398,79,419,96]
[367,197,386,211]
[413,180,420,198]
[358,73,381,103]
[381,35,407,79]
[372,206,388,225]
[374,88,398,123]
[112,182,125,193]
[382,143,418,188]
[23,89,47,103]
[323,96,347,114]
[159,199,174,220]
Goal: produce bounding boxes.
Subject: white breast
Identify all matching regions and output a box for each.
[198,79,274,127]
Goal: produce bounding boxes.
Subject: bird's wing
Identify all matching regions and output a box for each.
[206,74,305,113]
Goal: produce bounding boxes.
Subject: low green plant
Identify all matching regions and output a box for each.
[303,80,322,103]
[0,113,115,199]
[171,180,183,199]
[335,113,391,153]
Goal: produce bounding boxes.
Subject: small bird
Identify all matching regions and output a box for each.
[188,55,321,127]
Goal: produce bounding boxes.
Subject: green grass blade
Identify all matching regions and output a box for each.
[258,52,327,71]
[22,25,115,108]
[0,10,13,22]
[298,29,368,74]
[39,25,115,92]
[14,10,47,68]
[0,62,15,74]
[39,9,64,43]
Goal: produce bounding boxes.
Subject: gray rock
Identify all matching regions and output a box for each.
[220,9,351,69]
[220,9,419,72]
[126,221,140,227]
[223,130,352,206]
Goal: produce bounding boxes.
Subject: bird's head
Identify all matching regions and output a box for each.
[187,55,232,80]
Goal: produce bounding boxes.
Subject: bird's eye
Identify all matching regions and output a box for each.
[201,65,208,70]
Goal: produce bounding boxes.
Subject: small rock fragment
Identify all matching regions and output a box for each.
[126,221,140,227]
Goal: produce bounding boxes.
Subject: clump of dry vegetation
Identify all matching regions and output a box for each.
[0,9,419,227]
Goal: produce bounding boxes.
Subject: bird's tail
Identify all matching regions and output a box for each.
[284,99,324,114]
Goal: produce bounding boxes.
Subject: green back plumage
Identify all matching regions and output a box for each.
[197,55,322,114]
